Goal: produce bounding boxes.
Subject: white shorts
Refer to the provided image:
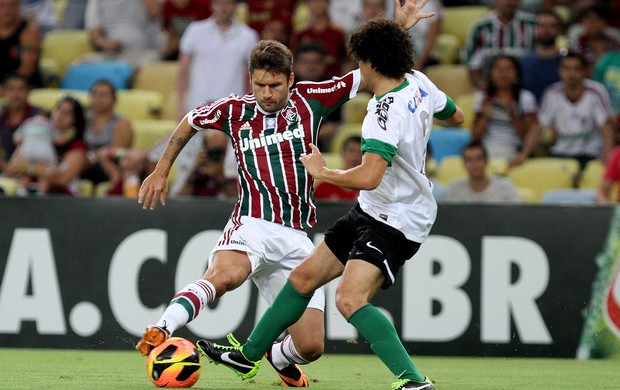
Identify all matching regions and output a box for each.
[208,216,325,312]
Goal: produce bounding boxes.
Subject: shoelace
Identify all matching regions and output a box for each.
[211,333,242,351]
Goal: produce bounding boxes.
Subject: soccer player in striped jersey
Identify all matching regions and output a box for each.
[196,16,464,390]
[135,1,435,387]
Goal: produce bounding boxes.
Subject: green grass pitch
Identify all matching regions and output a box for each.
[0,348,618,389]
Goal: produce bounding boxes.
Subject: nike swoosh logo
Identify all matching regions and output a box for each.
[220,352,254,370]
[366,241,383,254]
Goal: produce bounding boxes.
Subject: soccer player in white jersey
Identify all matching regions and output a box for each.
[135,1,434,388]
[196,17,464,390]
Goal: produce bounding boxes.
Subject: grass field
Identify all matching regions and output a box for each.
[1,349,618,389]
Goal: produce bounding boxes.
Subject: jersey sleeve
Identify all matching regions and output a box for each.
[520,89,538,114]
[187,97,229,133]
[537,90,555,128]
[296,69,361,118]
[361,96,401,164]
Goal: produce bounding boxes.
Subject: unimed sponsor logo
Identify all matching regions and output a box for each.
[239,127,305,152]
[307,81,346,94]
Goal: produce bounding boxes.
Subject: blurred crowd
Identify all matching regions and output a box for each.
[0,0,619,204]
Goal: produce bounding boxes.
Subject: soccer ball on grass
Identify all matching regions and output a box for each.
[146,337,201,388]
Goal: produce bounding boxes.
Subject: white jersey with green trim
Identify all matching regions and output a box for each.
[358,71,449,243]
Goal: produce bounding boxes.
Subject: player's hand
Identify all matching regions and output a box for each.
[394,0,436,31]
[138,170,169,210]
[300,143,326,179]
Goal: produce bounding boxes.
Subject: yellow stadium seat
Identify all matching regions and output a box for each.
[322,152,343,169]
[441,5,489,47]
[41,29,95,81]
[425,65,475,100]
[578,159,604,190]
[342,92,371,124]
[454,93,475,130]
[77,179,94,197]
[0,177,19,196]
[516,187,537,203]
[293,1,309,32]
[435,34,460,65]
[94,181,112,197]
[131,119,178,151]
[435,155,508,186]
[116,90,164,120]
[28,88,90,112]
[331,123,362,154]
[507,157,580,202]
[132,61,179,96]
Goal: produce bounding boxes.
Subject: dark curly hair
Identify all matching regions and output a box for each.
[348,18,414,79]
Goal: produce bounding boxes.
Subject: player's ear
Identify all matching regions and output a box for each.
[288,73,295,89]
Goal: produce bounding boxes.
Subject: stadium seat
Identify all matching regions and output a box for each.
[0,177,19,196]
[342,92,371,124]
[435,155,508,186]
[578,159,604,190]
[440,6,489,47]
[61,61,134,91]
[322,152,343,169]
[77,179,94,197]
[41,29,95,83]
[540,188,597,204]
[428,127,471,162]
[435,33,460,64]
[425,65,475,100]
[331,123,362,154]
[516,187,537,203]
[131,119,177,151]
[116,90,165,121]
[454,93,475,130]
[132,61,179,96]
[28,88,90,112]
[507,157,580,202]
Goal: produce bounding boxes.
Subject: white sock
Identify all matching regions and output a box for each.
[155,279,216,335]
[270,335,309,370]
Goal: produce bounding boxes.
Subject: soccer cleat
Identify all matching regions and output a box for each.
[391,377,435,390]
[196,333,261,380]
[136,325,170,356]
[265,348,309,387]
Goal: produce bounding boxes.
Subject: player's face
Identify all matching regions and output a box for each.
[251,69,293,113]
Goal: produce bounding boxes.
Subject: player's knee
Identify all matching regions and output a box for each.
[289,267,316,295]
[335,291,366,320]
[296,338,324,362]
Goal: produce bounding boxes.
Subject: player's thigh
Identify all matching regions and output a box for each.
[290,240,345,294]
[336,260,384,318]
[203,249,252,296]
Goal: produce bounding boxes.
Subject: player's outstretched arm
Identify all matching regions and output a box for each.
[394,0,436,31]
[138,116,197,210]
[300,143,387,190]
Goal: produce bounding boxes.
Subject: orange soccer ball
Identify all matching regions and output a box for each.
[146,337,201,388]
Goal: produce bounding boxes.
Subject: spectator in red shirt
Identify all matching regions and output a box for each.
[598,145,620,204]
[290,0,351,78]
[161,0,211,60]
[246,0,294,38]
[314,135,362,200]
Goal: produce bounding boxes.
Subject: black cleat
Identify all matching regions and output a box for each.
[391,377,435,389]
[196,333,261,379]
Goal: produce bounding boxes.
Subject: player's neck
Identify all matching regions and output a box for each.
[372,76,406,97]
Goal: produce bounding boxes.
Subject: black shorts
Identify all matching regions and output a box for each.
[324,204,421,289]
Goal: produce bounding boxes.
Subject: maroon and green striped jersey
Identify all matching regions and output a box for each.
[188,70,361,230]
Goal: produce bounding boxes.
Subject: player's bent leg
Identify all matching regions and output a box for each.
[264,307,325,387]
[204,250,253,297]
